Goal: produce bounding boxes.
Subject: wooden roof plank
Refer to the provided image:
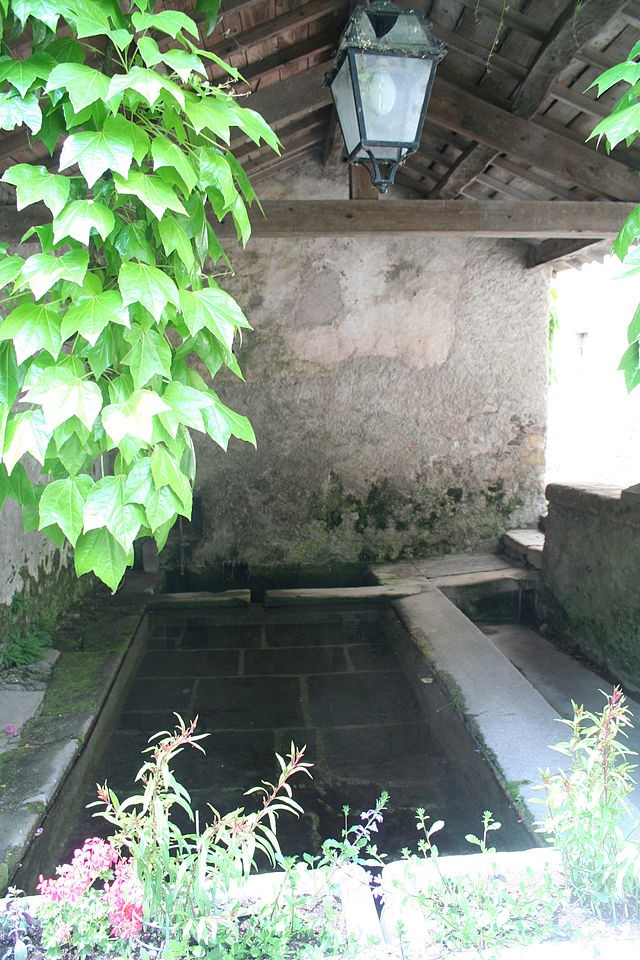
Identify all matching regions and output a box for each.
[512,0,631,119]
[428,142,498,199]
[430,77,640,200]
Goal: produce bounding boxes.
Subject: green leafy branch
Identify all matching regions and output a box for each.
[588,41,640,392]
[0,0,280,590]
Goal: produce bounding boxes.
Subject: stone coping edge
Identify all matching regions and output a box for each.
[0,576,157,893]
[379,848,639,959]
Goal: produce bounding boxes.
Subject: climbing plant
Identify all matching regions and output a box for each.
[0,0,279,590]
[589,42,640,392]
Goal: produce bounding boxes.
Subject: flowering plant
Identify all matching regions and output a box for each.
[36,715,313,959]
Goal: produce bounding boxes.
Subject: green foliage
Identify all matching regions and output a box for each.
[0,1,278,591]
[393,809,563,955]
[0,887,32,960]
[589,44,640,392]
[0,621,51,669]
[536,687,640,921]
[37,716,316,959]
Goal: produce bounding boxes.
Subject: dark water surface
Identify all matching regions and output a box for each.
[51,601,533,872]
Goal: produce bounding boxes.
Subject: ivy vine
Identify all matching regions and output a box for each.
[589,42,640,393]
[0,0,279,590]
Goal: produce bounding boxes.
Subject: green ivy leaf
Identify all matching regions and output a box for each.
[144,484,181,532]
[38,473,94,546]
[590,101,640,150]
[124,455,154,505]
[53,199,115,245]
[2,163,71,217]
[196,147,237,210]
[11,0,63,31]
[59,116,135,187]
[118,261,180,322]
[179,285,251,344]
[131,9,198,39]
[67,0,117,40]
[588,61,640,97]
[0,90,41,134]
[152,135,198,195]
[102,389,169,446]
[195,0,221,35]
[0,301,62,363]
[61,286,129,346]
[52,427,93,475]
[0,342,21,406]
[227,103,281,153]
[613,204,640,261]
[184,94,234,142]
[0,255,25,289]
[160,381,208,435]
[619,340,640,391]
[137,36,162,68]
[21,363,103,431]
[114,220,156,265]
[3,408,52,473]
[0,52,55,96]
[113,169,187,220]
[107,66,182,110]
[158,216,195,271]
[160,49,206,83]
[150,443,191,513]
[201,394,256,450]
[21,249,88,300]
[74,527,132,592]
[83,474,145,552]
[121,325,172,389]
[46,62,111,114]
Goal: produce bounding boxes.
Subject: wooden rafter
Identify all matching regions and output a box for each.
[512,0,631,119]
[428,77,640,201]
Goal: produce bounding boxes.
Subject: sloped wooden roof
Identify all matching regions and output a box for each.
[1,0,639,266]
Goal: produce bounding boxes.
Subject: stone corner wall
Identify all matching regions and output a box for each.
[541,481,640,686]
[187,162,551,577]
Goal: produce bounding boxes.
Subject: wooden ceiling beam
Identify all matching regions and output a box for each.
[428,77,640,201]
[216,199,634,239]
[526,238,606,268]
[512,0,630,119]
[1,200,633,243]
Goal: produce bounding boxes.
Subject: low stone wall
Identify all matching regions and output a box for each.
[541,483,640,688]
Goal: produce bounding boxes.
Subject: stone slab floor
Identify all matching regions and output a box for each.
[54,602,531,873]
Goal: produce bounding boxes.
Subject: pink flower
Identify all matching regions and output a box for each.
[105,858,143,939]
[37,838,118,903]
[5,723,18,736]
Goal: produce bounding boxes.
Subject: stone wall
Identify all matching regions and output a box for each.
[186,161,551,577]
[541,482,640,688]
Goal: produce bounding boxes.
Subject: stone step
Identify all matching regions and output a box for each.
[502,529,545,570]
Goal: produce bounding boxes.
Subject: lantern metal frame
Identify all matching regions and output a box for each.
[325,1,446,193]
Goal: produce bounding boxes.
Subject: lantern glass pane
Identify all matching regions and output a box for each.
[355,51,433,146]
[331,56,361,157]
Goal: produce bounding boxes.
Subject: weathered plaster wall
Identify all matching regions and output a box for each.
[188,162,551,574]
[541,482,640,688]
